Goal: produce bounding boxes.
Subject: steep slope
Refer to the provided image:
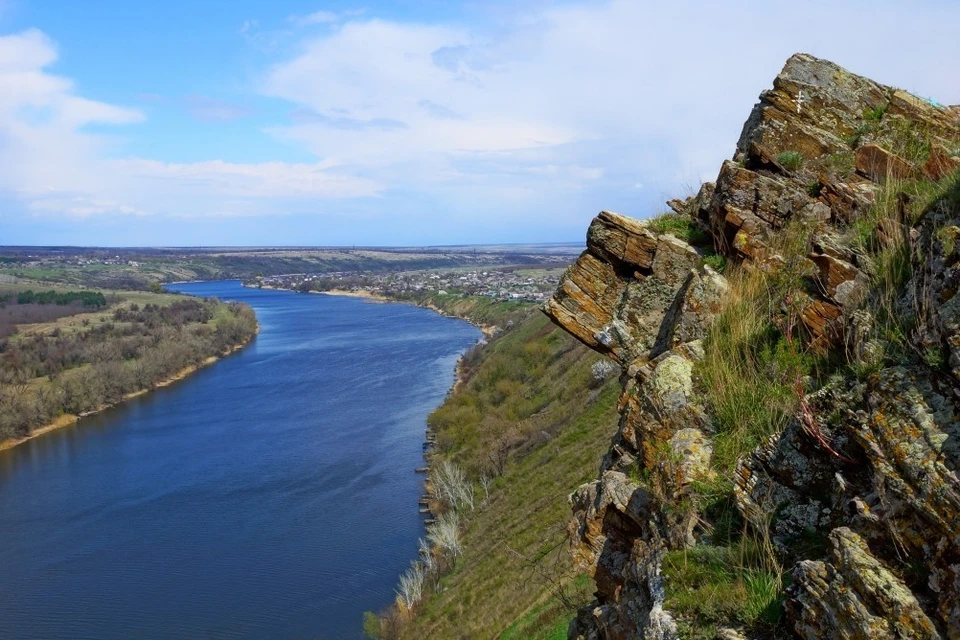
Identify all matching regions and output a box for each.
[388,309,621,639]
[545,54,960,639]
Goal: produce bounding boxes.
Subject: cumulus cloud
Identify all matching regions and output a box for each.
[0,28,378,220]
[2,1,960,243]
[261,0,960,230]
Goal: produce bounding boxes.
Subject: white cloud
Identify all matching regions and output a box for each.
[0,28,379,220]
[2,1,960,240]
[289,8,367,27]
[261,0,960,226]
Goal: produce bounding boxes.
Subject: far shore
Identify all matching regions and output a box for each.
[315,289,390,302]
[0,330,258,453]
[306,287,497,336]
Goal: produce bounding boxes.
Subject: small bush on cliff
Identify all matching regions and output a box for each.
[701,253,727,273]
[863,104,887,123]
[776,150,804,171]
[823,150,856,176]
[647,212,710,246]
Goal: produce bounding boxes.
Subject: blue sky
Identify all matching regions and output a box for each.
[0,0,958,247]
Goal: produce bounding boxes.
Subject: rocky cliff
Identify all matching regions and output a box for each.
[545,54,960,639]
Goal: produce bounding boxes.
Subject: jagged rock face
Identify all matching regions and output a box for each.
[545,211,717,366]
[685,53,960,348]
[736,54,959,171]
[914,196,960,382]
[547,213,724,639]
[789,528,941,639]
[546,52,960,640]
[737,366,960,635]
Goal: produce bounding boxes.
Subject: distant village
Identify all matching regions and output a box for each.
[250,266,570,303]
[1,254,141,267]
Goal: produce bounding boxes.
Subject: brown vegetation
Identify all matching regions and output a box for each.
[0,293,257,441]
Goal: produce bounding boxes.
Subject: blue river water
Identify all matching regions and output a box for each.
[0,281,480,639]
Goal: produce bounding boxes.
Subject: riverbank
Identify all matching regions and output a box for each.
[0,330,257,453]
[317,288,389,302]
[252,283,504,337]
[375,310,621,638]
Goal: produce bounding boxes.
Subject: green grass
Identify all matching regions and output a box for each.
[843,170,960,374]
[499,577,590,640]
[822,150,856,176]
[662,542,784,639]
[647,212,711,246]
[863,104,888,123]
[695,266,814,474]
[776,150,803,171]
[399,310,620,638]
[701,254,727,273]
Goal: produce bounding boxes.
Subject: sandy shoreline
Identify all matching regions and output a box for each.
[316,289,390,301]
[0,331,258,453]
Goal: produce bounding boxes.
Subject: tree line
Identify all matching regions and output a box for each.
[0,290,114,338]
[9,290,108,307]
[0,296,257,440]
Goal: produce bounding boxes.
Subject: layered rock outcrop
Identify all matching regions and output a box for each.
[545,54,960,639]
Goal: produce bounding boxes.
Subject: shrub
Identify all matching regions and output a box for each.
[776,150,803,171]
[863,104,887,123]
[845,124,872,149]
[362,611,381,639]
[647,213,711,246]
[701,254,727,273]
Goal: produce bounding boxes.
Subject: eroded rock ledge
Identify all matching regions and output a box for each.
[545,53,960,639]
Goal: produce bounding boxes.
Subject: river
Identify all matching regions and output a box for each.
[0,280,481,638]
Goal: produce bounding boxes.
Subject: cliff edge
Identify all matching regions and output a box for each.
[545,54,960,639]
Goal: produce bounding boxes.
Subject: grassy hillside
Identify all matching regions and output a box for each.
[394,292,535,332]
[382,309,620,639]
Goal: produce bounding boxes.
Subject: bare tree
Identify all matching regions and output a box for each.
[417,537,435,573]
[484,430,512,476]
[479,474,494,505]
[427,512,462,560]
[396,561,426,611]
[591,359,619,383]
[433,460,474,511]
